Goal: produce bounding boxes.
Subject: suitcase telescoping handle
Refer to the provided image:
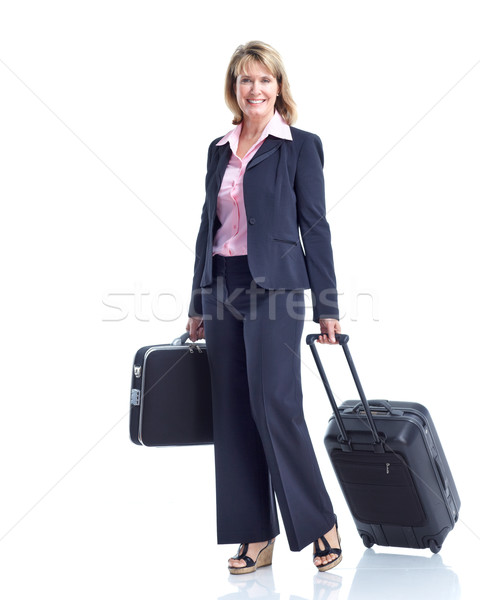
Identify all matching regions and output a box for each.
[305,333,383,452]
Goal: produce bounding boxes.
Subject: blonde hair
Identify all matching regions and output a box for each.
[224,41,297,125]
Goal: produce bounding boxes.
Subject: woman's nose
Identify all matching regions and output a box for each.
[251,81,260,95]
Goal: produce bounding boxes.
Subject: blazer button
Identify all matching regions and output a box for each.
[248,217,256,225]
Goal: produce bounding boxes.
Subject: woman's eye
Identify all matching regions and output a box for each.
[241,78,251,83]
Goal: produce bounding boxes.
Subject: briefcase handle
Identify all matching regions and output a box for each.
[305,333,383,451]
[172,332,190,346]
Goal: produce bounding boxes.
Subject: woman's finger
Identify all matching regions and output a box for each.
[326,322,336,344]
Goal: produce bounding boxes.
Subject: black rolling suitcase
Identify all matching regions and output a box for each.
[306,333,460,553]
[130,332,213,446]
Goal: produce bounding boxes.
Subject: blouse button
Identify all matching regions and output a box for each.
[248,217,256,225]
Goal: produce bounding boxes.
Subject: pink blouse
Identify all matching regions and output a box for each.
[212,111,292,257]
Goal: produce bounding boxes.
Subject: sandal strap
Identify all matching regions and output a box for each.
[314,548,342,558]
[231,543,255,568]
[231,540,273,568]
[234,542,249,559]
[313,536,341,559]
[239,555,255,567]
[314,547,342,558]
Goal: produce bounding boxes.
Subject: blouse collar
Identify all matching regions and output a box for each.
[216,110,292,152]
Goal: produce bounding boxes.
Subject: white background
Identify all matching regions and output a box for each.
[0,1,479,598]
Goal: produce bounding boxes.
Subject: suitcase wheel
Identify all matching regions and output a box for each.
[428,539,442,554]
[361,534,374,549]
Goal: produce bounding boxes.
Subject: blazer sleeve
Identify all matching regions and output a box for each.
[294,133,339,322]
[187,140,216,318]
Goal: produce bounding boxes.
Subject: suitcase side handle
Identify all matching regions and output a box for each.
[344,399,403,417]
[305,333,384,452]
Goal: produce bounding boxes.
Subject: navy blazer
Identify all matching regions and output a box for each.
[188,126,339,322]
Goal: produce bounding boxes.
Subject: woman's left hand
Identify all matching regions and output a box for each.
[318,318,341,344]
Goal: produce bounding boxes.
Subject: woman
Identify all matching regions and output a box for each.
[186,41,342,574]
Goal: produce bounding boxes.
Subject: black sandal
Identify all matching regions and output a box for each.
[228,539,275,575]
[313,523,342,572]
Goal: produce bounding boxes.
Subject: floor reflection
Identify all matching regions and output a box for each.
[216,548,460,600]
[218,567,280,599]
[311,571,343,600]
[217,565,343,600]
[347,549,460,600]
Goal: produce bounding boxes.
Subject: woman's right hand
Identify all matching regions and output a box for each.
[186,316,205,342]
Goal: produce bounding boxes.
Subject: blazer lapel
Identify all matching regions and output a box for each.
[214,144,232,193]
[206,144,232,216]
[247,137,283,170]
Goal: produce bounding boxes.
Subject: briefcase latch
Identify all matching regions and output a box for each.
[130,389,141,406]
[133,365,142,378]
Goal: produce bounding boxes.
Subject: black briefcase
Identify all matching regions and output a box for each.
[306,333,460,554]
[130,332,213,446]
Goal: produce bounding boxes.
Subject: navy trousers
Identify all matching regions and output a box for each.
[201,254,335,552]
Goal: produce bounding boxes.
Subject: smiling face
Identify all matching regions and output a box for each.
[234,61,280,123]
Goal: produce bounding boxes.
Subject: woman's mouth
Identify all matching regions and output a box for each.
[247,99,265,104]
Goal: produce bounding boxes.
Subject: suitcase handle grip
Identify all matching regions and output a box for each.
[306,333,350,346]
[305,332,383,450]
